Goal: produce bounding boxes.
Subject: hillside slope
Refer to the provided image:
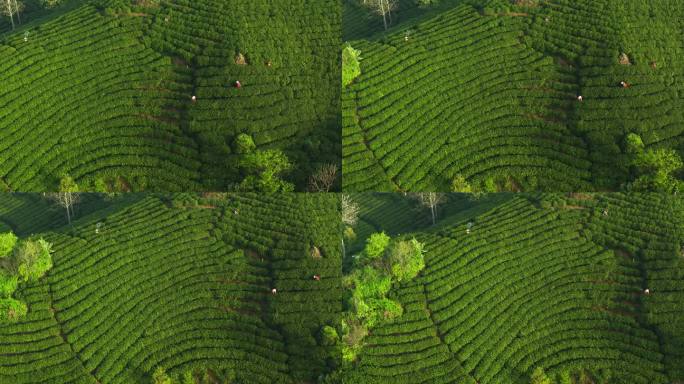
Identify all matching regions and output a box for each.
[340,193,684,383]
[342,0,684,192]
[0,193,342,383]
[0,0,341,191]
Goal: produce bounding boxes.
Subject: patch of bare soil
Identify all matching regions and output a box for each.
[568,193,594,200]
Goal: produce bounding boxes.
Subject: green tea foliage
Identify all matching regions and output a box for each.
[343,0,684,191]
[0,193,342,383]
[0,0,341,191]
[530,367,553,384]
[337,194,684,383]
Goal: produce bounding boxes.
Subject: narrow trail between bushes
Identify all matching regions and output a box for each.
[253,249,292,378]
[421,283,479,384]
[353,89,401,191]
[46,278,101,384]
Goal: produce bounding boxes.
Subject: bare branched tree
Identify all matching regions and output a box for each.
[2,0,24,30]
[341,194,360,227]
[46,176,80,225]
[308,163,339,192]
[341,194,361,259]
[413,192,446,225]
[360,0,397,31]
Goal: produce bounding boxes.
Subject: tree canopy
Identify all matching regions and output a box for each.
[340,232,426,362]
[632,148,683,193]
[0,232,18,258]
[0,232,54,322]
[16,238,54,282]
[239,149,295,192]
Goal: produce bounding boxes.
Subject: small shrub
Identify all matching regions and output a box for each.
[321,325,339,346]
[234,52,247,65]
[234,133,256,154]
[343,227,356,241]
[342,44,362,87]
[619,52,631,65]
[451,174,472,193]
[0,298,27,322]
[362,232,390,260]
[624,133,644,154]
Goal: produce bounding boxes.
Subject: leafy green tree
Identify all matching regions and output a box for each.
[341,317,367,362]
[386,238,425,282]
[16,238,53,282]
[239,149,294,192]
[48,175,81,224]
[355,296,402,327]
[342,44,362,87]
[350,266,392,299]
[0,297,27,322]
[362,232,391,260]
[530,367,553,384]
[632,148,683,192]
[0,271,18,298]
[451,174,472,193]
[0,232,17,258]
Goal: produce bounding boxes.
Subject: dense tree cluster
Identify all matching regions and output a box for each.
[338,232,425,362]
[0,232,53,322]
